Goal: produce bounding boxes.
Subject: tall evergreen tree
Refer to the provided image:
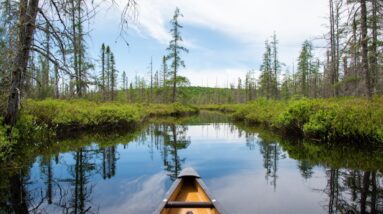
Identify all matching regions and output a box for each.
[166,8,189,103]
[110,52,117,101]
[297,41,314,97]
[271,32,281,98]
[101,44,106,100]
[259,40,273,99]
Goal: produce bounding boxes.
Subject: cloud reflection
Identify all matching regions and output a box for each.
[100,172,167,214]
[208,170,326,214]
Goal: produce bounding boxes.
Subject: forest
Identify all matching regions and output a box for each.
[0,0,383,158]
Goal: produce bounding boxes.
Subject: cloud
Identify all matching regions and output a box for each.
[97,0,329,87]
[121,0,327,45]
[118,0,328,72]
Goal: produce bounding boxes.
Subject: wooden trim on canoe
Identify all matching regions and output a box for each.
[165,202,214,208]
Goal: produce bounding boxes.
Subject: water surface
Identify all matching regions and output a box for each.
[1,112,382,213]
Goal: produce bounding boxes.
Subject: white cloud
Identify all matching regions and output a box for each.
[120,0,328,46]
[99,0,329,87]
[121,0,328,74]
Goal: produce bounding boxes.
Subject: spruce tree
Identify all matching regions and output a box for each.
[110,52,117,101]
[101,44,106,99]
[270,32,280,98]
[166,8,189,103]
[259,40,273,99]
[297,41,314,97]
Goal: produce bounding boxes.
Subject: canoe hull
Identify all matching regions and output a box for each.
[154,168,226,214]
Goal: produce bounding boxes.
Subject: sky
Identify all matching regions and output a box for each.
[87,0,328,87]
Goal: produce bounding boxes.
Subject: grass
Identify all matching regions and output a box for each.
[201,97,383,144]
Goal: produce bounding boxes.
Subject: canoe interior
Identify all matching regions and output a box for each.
[161,177,219,214]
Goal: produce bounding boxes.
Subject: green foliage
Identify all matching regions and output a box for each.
[23,99,146,128]
[0,117,11,161]
[277,98,318,131]
[232,98,286,127]
[147,102,198,116]
[204,97,383,143]
[21,99,198,130]
[302,97,383,142]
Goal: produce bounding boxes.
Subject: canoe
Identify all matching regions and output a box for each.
[154,167,226,214]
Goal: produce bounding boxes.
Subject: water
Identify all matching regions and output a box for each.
[1,112,382,214]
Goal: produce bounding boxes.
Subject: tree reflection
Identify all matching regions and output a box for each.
[40,154,55,204]
[322,168,383,213]
[8,170,29,214]
[297,159,314,180]
[101,146,117,179]
[68,148,96,213]
[259,140,283,190]
[160,124,191,181]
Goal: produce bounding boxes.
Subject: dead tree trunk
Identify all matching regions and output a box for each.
[370,0,378,94]
[360,0,371,99]
[5,0,40,127]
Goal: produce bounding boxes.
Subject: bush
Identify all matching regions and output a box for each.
[21,99,198,130]
[147,103,199,116]
[204,97,383,144]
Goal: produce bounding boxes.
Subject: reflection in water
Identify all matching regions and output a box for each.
[163,125,191,180]
[298,159,315,180]
[102,146,117,179]
[148,124,191,181]
[0,113,383,214]
[323,169,383,213]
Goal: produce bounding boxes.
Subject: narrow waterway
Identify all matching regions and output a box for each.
[1,111,382,214]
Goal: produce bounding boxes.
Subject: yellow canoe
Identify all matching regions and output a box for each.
[154,168,226,214]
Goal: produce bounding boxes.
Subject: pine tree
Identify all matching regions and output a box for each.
[166,8,189,103]
[105,46,111,99]
[297,41,314,97]
[110,52,117,101]
[101,44,106,100]
[271,32,281,98]
[259,40,273,99]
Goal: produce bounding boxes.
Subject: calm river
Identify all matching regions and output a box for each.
[1,111,382,214]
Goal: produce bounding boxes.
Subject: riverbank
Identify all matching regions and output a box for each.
[0,99,198,160]
[200,97,383,144]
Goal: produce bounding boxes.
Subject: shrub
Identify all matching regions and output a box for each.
[204,97,383,144]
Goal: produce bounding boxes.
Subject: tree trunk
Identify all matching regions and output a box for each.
[5,0,40,127]
[360,0,371,99]
[172,51,177,103]
[54,64,59,98]
[370,0,378,94]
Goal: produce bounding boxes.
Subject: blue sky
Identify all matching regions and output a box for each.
[87,0,328,87]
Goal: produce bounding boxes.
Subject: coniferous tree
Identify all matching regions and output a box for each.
[110,52,117,101]
[259,40,273,99]
[101,44,106,100]
[166,8,189,103]
[105,46,111,99]
[271,32,281,98]
[297,41,314,97]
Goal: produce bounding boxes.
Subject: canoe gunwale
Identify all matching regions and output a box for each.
[153,168,227,214]
[195,177,227,214]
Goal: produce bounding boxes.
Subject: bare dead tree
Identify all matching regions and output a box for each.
[3,0,137,129]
